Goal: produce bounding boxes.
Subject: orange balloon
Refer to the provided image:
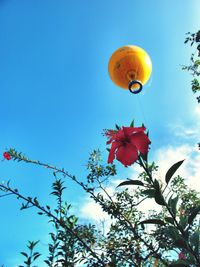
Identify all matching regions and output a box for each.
[108,45,152,90]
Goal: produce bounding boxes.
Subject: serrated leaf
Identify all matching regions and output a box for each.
[139,219,165,226]
[165,160,184,185]
[117,180,144,187]
[188,205,200,225]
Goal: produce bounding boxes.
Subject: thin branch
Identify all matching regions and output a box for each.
[0,192,13,198]
[0,183,106,266]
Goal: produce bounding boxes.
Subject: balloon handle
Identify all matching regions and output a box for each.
[128,80,143,94]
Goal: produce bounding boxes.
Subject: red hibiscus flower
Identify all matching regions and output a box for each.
[3,152,11,160]
[105,126,150,167]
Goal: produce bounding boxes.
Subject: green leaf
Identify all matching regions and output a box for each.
[117,180,144,187]
[164,226,188,249]
[188,205,200,225]
[25,257,31,265]
[165,217,174,225]
[139,219,165,226]
[155,192,166,206]
[141,189,155,198]
[154,179,166,206]
[168,195,179,216]
[179,215,188,230]
[194,59,200,65]
[115,124,120,130]
[165,160,184,185]
[130,120,134,127]
[20,252,28,258]
[140,151,148,162]
[33,253,41,261]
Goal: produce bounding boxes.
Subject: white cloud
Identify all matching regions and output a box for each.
[154,145,191,179]
[79,186,116,234]
[169,106,200,141]
[153,144,200,191]
[172,124,198,139]
[80,200,109,222]
[163,103,200,191]
[80,198,112,236]
[80,181,121,222]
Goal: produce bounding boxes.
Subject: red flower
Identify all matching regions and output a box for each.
[3,152,11,160]
[105,126,150,167]
[178,251,186,260]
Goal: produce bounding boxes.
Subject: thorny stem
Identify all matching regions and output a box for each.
[0,183,105,266]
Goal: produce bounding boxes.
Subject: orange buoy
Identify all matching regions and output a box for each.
[108,45,152,93]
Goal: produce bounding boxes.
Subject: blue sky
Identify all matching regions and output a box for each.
[0,0,199,265]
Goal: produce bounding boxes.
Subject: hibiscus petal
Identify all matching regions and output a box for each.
[123,126,146,138]
[106,129,124,144]
[105,130,117,144]
[108,141,122,164]
[116,143,138,167]
[130,132,151,155]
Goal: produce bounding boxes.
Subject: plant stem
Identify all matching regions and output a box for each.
[138,156,200,265]
[0,183,106,266]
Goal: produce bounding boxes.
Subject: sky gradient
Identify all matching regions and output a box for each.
[0,0,199,266]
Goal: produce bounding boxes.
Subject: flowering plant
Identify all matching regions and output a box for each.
[0,31,200,267]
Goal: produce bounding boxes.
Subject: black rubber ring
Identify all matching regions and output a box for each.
[128,80,143,94]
